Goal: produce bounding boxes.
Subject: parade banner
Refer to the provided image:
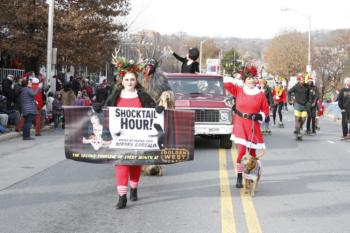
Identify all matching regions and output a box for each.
[64,106,195,165]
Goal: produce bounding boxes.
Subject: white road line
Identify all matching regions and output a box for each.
[327,140,335,144]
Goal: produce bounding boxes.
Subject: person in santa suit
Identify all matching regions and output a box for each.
[272,81,287,127]
[31,77,46,136]
[224,65,269,188]
[105,68,156,209]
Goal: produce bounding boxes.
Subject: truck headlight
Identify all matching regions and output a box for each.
[220,111,230,122]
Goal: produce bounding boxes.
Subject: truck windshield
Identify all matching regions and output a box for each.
[168,77,224,95]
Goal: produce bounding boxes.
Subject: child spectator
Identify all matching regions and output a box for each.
[52,93,64,129]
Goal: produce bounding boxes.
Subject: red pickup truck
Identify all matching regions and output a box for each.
[165,73,233,148]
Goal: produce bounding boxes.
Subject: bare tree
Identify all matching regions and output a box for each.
[264,31,312,78]
[313,35,349,98]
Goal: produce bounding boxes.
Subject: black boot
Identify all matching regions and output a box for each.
[116,194,127,209]
[236,173,243,188]
[130,188,138,201]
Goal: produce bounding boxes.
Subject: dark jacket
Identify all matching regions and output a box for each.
[105,88,156,108]
[308,85,320,108]
[52,97,63,115]
[20,87,40,116]
[0,95,7,114]
[261,86,273,106]
[288,83,310,106]
[172,52,199,73]
[2,78,14,107]
[338,87,350,111]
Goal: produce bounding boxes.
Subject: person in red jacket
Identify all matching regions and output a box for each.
[272,81,287,127]
[16,74,45,136]
[31,77,45,136]
[224,64,269,188]
[105,70,156,209]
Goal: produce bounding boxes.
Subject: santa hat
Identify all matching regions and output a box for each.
[240,64,258,81]
[31,77,40,84]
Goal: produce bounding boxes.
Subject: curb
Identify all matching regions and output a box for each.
[0,125,53,142]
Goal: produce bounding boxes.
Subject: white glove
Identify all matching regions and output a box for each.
[38,82,43,89]
[167,46,173,54]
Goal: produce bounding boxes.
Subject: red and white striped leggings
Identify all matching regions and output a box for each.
[115,165,141,195]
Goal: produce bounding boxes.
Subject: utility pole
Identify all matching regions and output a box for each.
[46,0,55,92]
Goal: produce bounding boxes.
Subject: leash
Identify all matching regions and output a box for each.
[247,115,266,158]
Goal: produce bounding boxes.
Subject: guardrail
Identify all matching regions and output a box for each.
[0,68,24,92]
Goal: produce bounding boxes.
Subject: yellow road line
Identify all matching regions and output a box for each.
[219,148,237,233]
[231,147,263,233]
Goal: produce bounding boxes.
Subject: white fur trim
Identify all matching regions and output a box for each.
[230,135,266,149]
[224,76,235,83]
[31,77,39,84]
[258,111,266,124]
[121,89,138,98]
[243,86,260,95]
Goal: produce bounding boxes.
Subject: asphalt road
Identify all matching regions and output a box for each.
[0,112,350,233]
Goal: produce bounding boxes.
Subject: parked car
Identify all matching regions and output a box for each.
[165,73,233,148]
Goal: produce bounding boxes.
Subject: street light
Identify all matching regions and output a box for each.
[281,7,312,73]
[199,39,209,73]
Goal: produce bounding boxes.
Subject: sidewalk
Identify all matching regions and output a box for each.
[0,125,64,191]
[0,125,53,142]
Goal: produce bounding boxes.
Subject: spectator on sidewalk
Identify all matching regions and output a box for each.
[0,94,20,128]
[46,92,55,113]
[20,79,42,140]
[338,77,350,139]
[13,76,23,112]
[74,91,85,106]
[31,77,46,136]
[82,90,91,106]
[60,83,75,129]
[52,93,64,129]
[0,95,9,127]
[60,83,75,106]
[2,74,15,109]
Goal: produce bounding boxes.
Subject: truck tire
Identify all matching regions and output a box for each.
[220,135,232,149]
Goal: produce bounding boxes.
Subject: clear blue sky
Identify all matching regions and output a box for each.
[126,0,350,39]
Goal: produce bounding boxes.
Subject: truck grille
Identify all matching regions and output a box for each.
[195,109,219,122]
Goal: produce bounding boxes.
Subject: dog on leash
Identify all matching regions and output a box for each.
[241,151,264,197]
[142,91,176,176]
[142,164,163,176]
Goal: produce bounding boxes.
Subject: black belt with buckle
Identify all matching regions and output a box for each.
[235,109,259,121]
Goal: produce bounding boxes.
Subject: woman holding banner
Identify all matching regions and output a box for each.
[105,62,156,209]
[223,64,269,188]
